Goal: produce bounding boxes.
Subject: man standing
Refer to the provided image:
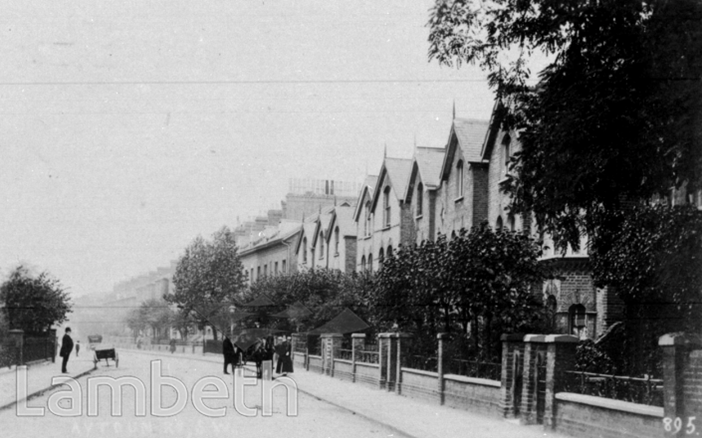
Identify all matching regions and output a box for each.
[223,335,236,374]
[59,327,74,373]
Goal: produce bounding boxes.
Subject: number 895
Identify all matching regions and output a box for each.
[663,416,696,435]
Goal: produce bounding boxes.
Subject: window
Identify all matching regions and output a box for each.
[282,260,286,273]
[334,227,340,254]
[387,245,393,258]
[257,266,260,278]
[368,254,373,272]
[319,231,324,259]
[364,201,372,237]
[416,182,423,216]
[302,238,308,263]
[264,265,267,276]
[274,261,278,274]
[503,134,511,176]
[456,160,464,198]
[378,248,385,267]
[507,214,515,232]
[496,216,503,230]
[383,187,391,227]
[361,255,366,271]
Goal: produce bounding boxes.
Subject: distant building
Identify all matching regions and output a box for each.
[238,220,302,284]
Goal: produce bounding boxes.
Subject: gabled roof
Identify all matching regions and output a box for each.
[370,157,413,212]
[480,101,507,161]
[440,118,490,181]
[238,220,302,256]
[353,175,378,222]
[311,206,335,247]
[404,146,446,202]
[295,216,320,254]
[326,204,357,242]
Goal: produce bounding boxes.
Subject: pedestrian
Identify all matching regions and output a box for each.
[75,340,80,357]
[275,337,286,374]
[223,335,236,374]
[253,341,264,379]
[279,337,294,376]
[59,327,74,373]
[169,338,176,354]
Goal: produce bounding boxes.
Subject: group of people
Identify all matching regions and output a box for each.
[223,335,294,378]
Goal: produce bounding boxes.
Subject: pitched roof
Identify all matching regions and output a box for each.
[308,308,371,335]
[370,157,412,212]
[353,175,378,221]
[414,147,445,188]
[440,118,490,181]
[327,204,357,240]
[405,146,446,202]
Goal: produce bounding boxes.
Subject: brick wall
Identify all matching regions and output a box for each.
[472,164,489,227]
[553,396,661,438]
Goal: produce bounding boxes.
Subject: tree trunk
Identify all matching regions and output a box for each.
[211,324,218,340]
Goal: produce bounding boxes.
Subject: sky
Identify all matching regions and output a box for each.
[0,0,500,297]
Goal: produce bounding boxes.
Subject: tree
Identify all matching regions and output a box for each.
[166,226,246,340]
[428,0,702,249]
[0,266,72,333]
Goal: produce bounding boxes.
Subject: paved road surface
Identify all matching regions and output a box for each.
[0,350,407,438]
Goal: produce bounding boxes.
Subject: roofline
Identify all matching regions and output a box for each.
[480,100,505,161]
[239,227,301,256]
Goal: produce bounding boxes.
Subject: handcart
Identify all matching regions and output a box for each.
[93,343,119,367]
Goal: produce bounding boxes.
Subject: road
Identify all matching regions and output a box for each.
[1,350,407,438]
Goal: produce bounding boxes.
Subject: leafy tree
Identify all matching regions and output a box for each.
[125,307,147,341]
[372,225,549,360]
[245,269,375,332]
[137,299,174,340]
[428,0,702,249]
[0,266,72,333]
[166,226,246,340]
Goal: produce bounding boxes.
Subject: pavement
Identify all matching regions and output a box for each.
[0,353,96,411]
[118,346,570,438]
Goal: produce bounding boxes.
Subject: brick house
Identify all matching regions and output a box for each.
[238,220,302,284]
[324,204,358,273]
[403,146,445,244]
[353,175,378,272]
[295,212,325,272]
[354,156,414,272]
[480,104,622,339]
[435,118,491,238]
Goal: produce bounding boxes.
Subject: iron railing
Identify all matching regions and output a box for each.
[564,370,664,407]
[356,350,379,364]
[445,358,502,381]
[402,354,438,372]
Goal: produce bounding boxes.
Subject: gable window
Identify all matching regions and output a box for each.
[319,231,324,259]
[334,227,340,254]
[416,182,423,217]
[503,134,511,176]
[383,186,391,228]
[364,201,372,237]
[456,160,464,198]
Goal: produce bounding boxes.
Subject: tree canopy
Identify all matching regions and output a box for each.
[428,0,702,248]
[0,265,72,333]
[166,226,246,339]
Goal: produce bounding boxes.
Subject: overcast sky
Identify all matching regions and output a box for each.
[0,0,499,297]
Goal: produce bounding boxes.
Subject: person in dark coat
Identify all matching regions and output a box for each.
[276,338,294,375]
[59,327,74,373]
[75,341,80,357]
[223,335,236,374]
